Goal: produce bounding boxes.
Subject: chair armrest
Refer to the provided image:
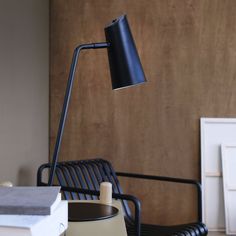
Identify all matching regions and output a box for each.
[116,171,202,222]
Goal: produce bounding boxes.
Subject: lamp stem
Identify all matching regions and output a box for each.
[48,42,109,186]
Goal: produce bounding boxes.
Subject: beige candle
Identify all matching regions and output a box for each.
[99,182,112,205]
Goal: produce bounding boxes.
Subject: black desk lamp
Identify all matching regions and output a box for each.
[48,15,146,186]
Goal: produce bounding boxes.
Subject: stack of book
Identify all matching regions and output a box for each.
[0,187,68,236]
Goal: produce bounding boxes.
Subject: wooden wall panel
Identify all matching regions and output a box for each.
[50,0,236,224]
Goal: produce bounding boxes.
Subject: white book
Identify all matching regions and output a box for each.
[0,200,68,236]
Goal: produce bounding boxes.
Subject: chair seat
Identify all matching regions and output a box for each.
[126,221,208,236]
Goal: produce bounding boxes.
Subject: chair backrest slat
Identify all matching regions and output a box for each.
[72,163,93,200]
[56,167,73,200]
[37,158,133,219]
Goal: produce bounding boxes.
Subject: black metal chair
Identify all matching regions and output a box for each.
[37,158,208,236]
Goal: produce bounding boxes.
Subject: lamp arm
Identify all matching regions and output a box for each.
[48,42,110,186]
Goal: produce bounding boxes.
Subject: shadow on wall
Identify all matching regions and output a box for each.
[17,167,33,186]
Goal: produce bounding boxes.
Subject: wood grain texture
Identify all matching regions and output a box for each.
[50,0,236,224]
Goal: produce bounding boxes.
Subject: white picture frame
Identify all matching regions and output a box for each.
[201,118,236,231]
[221,143,236,235]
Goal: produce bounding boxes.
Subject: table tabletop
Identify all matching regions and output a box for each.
[66,200,127,236]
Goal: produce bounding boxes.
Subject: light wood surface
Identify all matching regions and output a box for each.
[50,0,236,225]
[221,144,236,235]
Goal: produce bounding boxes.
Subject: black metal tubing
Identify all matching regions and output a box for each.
[38,182,141,236]
[48,42,110,186]
[116,171,202,222]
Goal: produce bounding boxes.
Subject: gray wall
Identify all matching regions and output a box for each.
[0,0,49,185]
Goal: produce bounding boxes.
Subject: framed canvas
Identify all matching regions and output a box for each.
[200,118,236,231]
[221,144,236,235]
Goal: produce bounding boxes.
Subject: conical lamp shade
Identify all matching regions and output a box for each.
[105,15,146,90]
